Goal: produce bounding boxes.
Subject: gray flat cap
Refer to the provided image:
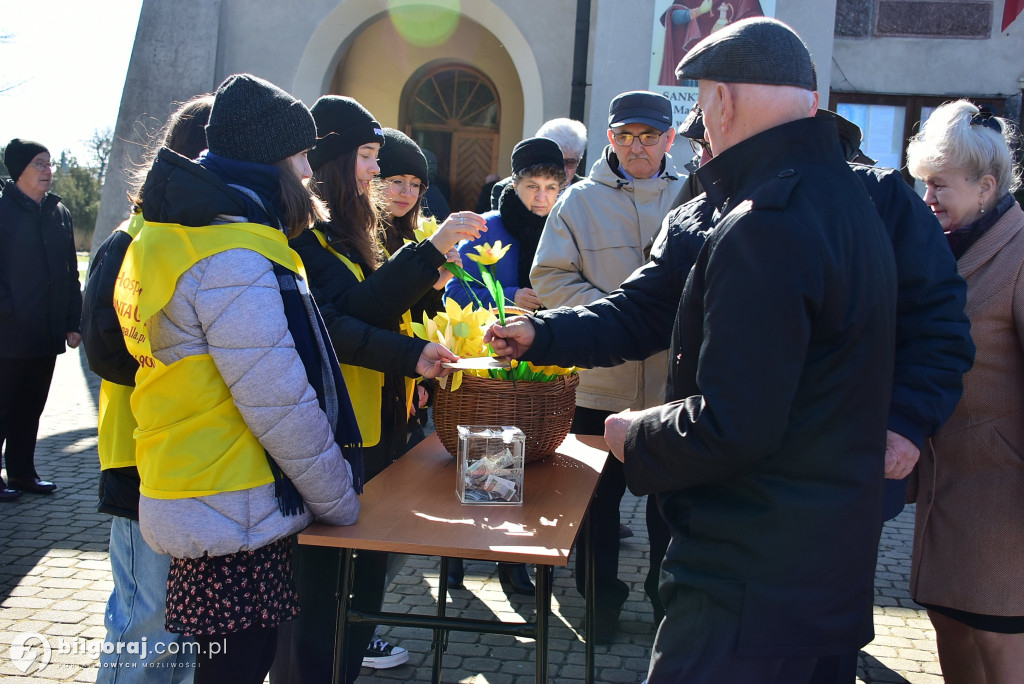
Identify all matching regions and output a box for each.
[675,17,816,91]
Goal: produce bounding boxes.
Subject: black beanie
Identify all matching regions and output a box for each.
[511,137,563,175]
[205,73,316,165]
[377,129,428,184]
[4,138,49,182]
[307,96,386,170]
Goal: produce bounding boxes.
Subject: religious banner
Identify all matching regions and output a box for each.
[649,0,776,130]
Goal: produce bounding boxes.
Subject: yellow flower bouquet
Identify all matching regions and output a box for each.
[405,228,579,462]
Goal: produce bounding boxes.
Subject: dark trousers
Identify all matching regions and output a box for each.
[648,586,818,683]
[808,652,858,684]
[572,407,630,614]
[194,626,278,684]
[271,437,397,684]
[271,542,388,683]
[0,355,56,481]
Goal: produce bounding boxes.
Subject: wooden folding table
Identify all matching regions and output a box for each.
[299,432,608,684]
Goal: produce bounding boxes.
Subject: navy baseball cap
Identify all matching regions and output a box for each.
[608,91,673,132]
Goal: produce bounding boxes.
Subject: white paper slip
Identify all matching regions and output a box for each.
[442,357,512,370]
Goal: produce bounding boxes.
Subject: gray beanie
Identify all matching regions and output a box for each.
[205,73,317,164]
[675,18,817,92]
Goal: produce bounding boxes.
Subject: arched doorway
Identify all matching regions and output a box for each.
[402,64,500,212]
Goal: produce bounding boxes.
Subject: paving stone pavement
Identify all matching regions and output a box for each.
[0,347,943,683]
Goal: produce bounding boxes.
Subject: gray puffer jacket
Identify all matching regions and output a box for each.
[140,247,360,558]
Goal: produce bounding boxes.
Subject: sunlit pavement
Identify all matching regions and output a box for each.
[0,347,941,683]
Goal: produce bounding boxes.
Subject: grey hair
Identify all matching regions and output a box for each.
[535,118,587,158]
[907,99,1020,196]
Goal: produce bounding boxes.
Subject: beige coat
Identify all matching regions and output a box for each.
[530,148,684,412]
[911,200,1024,615]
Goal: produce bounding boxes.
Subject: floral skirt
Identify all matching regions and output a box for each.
[165,536,300,637]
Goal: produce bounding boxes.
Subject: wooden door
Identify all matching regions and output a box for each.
[403,65,501,212]
[450,131,498,212]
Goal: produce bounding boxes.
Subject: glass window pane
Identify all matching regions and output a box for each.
[836,103,906,170]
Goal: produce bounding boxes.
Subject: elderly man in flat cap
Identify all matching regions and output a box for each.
[487,18,900,681]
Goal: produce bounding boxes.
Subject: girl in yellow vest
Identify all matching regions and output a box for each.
[119,74,361,684]
[272,96,485,682]
[83,92,215,683]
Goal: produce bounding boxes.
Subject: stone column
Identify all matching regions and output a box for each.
[91,0,222,252]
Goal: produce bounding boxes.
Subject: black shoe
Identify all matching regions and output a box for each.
[446,558,465,589]
[0,487,22,502]
[8,477,57,494]
[497,563,535,596]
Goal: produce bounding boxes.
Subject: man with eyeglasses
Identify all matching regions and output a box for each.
[530,90,685,644]
[0,139,81,501]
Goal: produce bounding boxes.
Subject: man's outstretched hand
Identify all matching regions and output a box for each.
[483,315,536,360]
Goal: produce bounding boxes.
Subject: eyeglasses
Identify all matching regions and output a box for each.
[30,161,56,172]
[611,131,663,147]
[382,178,423,195]
[563,158,580,167]
[688,138,712,157]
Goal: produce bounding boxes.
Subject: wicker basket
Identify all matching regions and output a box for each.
[434,373,579,464]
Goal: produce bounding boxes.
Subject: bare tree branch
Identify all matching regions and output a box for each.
[88,128,114,184]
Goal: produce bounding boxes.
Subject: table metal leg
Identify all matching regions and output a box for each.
[584,513,596,684]
[433,557,452,684]
[332,548,356,684]
[534,564,552,683]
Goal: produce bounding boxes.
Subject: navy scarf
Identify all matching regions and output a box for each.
[273,263,365,504]
[947,193,1016,260]
[198,152,282,227]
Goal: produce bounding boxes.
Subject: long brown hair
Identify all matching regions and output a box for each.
[274,157,330,239]
[128,94,215,210]
[311,148,385,271]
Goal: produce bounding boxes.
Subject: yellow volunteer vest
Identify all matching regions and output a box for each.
[309,229,416,446]
[97,213,145,471]
[116,221,306,500]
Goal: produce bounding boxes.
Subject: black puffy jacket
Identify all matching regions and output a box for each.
[81,220,142,518]
[0,180,81,358]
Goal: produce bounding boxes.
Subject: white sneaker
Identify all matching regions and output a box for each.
[362,638,409,669]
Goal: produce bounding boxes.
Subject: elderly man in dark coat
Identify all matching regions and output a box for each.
[488,18,902,682]
[0,139,82,500]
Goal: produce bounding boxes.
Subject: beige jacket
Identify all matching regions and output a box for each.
[531,147,685,412]
[911,201,1024,615]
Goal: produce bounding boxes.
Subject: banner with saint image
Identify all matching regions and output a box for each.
[649,0,776,131]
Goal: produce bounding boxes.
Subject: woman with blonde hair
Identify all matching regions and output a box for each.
[907,99,1024,683]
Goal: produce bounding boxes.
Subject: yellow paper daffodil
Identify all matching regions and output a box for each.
[466,241,511,266]
[526,362,578,377]
[412,216,440,243]
[409,300,497,391]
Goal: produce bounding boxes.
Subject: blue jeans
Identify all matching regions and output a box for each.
[97,517,194,683]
